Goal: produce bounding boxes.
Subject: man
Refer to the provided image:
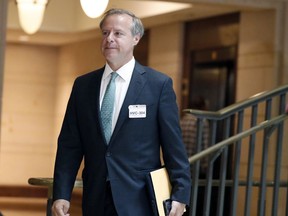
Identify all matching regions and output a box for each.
[52,8,191,216]
[180,97,209,170]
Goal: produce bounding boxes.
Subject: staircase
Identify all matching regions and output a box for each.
[184,85,288,216]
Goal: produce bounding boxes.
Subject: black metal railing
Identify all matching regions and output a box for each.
[183,85,288,216]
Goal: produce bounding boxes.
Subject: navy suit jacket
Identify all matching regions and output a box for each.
[53,62,191,216]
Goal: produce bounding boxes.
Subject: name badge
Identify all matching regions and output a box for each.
[129,105,146,118]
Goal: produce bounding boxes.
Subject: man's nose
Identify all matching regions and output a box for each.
[107,32,114,42]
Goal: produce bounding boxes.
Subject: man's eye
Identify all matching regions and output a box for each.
[115,32,123,36]
[102,31,108,36]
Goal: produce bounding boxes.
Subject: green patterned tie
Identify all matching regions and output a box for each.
[101,72,118,144]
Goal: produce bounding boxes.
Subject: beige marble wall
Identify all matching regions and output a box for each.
[0,44,58,184]
[0,37,105,185]
[148,22,184,107]
[237,10,277,100]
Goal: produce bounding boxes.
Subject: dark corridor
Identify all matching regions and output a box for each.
[188,46,236,111]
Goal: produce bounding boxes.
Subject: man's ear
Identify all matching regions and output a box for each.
[133,34,141,46]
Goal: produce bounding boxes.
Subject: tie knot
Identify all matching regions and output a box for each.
[110,72,118,81]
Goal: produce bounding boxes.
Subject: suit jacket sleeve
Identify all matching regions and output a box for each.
[52,79,84,202]
[158,77,191,205]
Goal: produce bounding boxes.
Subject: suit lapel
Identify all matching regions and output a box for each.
[88,68,105,135]
[110,63,147,142]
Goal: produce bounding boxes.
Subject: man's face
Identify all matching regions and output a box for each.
[101,14,140,70]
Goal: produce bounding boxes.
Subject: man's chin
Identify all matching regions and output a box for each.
[104,51,118,59]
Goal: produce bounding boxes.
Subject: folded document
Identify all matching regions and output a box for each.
[147,167,172,216]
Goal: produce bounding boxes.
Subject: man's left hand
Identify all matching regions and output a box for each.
[168,200,186,216]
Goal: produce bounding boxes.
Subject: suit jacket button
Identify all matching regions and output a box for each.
[106,152,111,157]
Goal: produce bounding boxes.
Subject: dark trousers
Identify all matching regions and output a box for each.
[105,182,118,216]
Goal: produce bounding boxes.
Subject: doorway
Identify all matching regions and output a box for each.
[188,46,236,111]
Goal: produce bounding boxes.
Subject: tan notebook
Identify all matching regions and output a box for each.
[149,167,172,216]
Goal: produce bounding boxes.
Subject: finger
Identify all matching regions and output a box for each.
[53,205,65,216]
[63,205,70,215]
[169,202,185,216]
[168,207,177,216]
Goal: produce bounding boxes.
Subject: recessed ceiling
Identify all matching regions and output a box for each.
[6,0,276,45]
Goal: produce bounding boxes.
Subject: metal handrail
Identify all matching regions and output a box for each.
[184,84,288,216]
[188,114,288,164]
[183,85,288,120]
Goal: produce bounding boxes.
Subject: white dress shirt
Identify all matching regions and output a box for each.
[100,57,135,133]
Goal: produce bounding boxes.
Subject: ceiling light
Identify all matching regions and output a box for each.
[80,0,109,19]
[16,0,49,35]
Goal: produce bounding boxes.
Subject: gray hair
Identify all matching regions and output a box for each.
[99,8,144,38]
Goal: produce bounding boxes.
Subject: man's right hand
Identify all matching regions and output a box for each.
[52,199,70,216]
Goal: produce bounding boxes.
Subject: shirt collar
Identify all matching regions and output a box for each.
[103,57,135,81]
